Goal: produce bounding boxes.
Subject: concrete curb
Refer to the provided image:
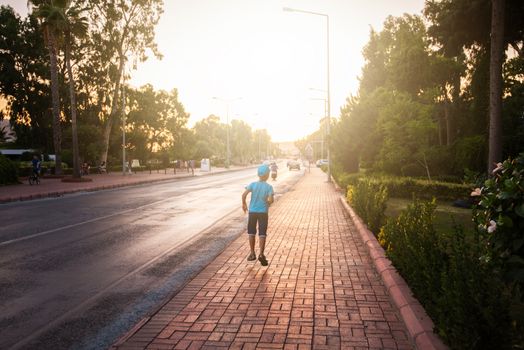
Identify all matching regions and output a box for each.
[338,196,448,350]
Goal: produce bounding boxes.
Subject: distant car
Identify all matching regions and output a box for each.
[288,160,301,170]
[316,159,329,167]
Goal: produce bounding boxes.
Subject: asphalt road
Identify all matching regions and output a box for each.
[0,165,304,350]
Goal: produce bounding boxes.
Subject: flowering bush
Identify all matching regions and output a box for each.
[473,153,524,347]
[473,153,524,282]
[378,198,511,349]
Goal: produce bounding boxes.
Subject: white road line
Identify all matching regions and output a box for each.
[8,206,240,350]
[0,172,255,248]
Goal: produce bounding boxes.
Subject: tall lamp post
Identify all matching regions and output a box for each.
[283,7,331,182]
[122,72,127,176]
[212,97,242,168]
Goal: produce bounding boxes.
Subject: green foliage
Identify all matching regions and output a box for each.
[347,179,388,233]
[345,175,470,201]
[377,176,471,201]
[473,153,524,346]
[0,154,18,184]
[0,6,54,152]
[474,153,524,282]
[379,199,513,349]
[126,85,190,161]
[329,5,524,179]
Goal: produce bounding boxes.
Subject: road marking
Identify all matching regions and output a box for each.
[8,206,241,350]
[0,172,255,248]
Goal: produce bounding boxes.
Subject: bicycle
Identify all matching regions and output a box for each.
[28,171,40,185]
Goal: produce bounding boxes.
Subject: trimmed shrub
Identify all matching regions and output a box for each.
[337,173,470,202]
[378,199,512,349]
[347,178,388,234]
[334,171,361,191]
[375,176,471,201]
[0,154,18,184]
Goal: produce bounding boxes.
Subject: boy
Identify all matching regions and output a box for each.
[242,164,274,266]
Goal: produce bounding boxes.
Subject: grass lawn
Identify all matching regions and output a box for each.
[385,197,474,232]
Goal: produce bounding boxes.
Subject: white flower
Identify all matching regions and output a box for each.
[470,188,482,197]
[492,162,503,174]
[487,220,497,233]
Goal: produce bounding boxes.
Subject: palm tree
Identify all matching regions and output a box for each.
[30,0,64,175]
[488,0,505,173]
[31,0,88,178]
[62,2,88,178]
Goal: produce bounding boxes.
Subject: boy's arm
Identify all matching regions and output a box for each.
[242,189,250,213]
[267,187,274,205]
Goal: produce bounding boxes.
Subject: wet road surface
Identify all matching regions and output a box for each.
[0,165,304,349]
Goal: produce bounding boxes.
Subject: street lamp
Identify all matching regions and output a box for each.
[283,6,332,182]
[212,96,242,168]
[122,66,127,176]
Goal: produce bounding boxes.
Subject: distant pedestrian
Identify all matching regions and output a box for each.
[241,164,274,266]
[189,159,194,175]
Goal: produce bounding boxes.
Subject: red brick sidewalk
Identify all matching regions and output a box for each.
[112,169,414,350]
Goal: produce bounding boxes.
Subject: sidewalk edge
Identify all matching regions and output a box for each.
[338,196,448,350]
[109,316,151,349]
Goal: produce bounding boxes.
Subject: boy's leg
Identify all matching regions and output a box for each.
[249,235,256,255]
[259,237,266,256]
[258,213,269,266]
[247,213,257,261]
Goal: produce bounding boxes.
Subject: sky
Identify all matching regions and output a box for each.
[2,0,426,142]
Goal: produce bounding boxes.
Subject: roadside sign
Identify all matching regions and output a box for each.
[305,143,313,159]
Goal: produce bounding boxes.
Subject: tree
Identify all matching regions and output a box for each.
[0,6,54,150]
[230,119,253,164]
[31,0,65,174]
[125,85,189,162]
[193,115,227,161]
[488,0,505,173]
[425,0,524,173]
[84,0,163,164]
[39,0,89,178]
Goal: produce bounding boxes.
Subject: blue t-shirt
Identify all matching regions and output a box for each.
[32,158,41,170]
[246,181,274,213]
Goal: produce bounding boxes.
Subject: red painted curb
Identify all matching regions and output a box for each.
[339,196,448,350]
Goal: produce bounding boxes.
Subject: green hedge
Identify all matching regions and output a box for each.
[378,199,512,349]
[0,155,18,185]
[347,178,388,234]
[336,173,471,201]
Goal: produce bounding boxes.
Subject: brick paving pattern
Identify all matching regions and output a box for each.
[113,169,414,350]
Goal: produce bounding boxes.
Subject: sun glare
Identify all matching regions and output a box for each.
[0,0,426,142]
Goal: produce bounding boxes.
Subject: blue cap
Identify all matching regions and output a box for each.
[257,164,270,176]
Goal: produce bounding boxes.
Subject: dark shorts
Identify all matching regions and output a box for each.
[247,212,268,237]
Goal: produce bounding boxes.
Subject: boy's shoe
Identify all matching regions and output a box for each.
[258,255,268,266]
[247,253,257,261]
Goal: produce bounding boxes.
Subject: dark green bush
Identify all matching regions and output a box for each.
[347,178,388,234]
[337,173,470,202]
[378,199,512,349]
[400,162,427,177]
[474,153,524,283]
[377,176,470,201]
[473,153,524,346]
[0,154,18,184]
[334,172,361,191]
